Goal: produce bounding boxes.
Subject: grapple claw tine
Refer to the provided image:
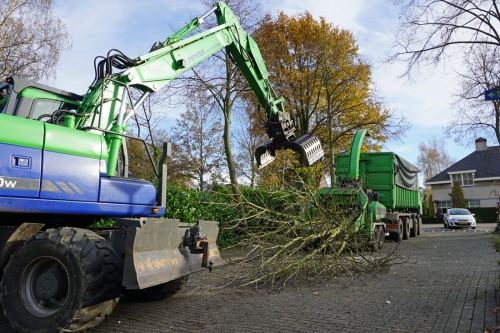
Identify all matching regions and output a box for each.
[255,144,275,169]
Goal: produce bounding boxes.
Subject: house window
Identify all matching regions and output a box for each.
[451,173,473,186]
[466,200,480,208]
[437,201,452,209]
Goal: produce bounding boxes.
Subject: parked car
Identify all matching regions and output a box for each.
[443,208,476,229]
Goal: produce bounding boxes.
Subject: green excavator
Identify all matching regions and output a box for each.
[0,2,324,332]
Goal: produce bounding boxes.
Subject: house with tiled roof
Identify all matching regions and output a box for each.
[424,138,500,209]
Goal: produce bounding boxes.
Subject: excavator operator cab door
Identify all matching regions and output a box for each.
[2,88,79,121]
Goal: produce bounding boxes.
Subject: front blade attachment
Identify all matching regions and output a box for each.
[289,133,324,166]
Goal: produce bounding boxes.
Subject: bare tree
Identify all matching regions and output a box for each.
[233,97,266,187]
[389,0,500,79]
[175,0,263,222]
[416,136,456,182]
[446,44,500,145]
[389,1,500,147]
[129,92,169,150]
[124,92,192,187]
[125,92,169,181]
[0,0,71,82]
[170,92,227,190]
[194,0,262,187]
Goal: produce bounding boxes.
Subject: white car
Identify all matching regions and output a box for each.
[443,208,476,229]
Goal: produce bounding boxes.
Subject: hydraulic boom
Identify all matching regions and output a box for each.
[72,1,324,172]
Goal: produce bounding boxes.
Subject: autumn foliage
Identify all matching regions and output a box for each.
[251,11,406,183]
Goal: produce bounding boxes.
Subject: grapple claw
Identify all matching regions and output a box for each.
[289,133,324,166]
[254,134,324,169]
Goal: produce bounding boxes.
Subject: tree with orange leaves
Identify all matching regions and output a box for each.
[252,12,407,184]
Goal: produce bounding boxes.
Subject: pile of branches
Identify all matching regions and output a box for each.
[215,171,405,289]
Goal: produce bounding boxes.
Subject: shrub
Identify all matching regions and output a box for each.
[451,181,466,208]
[164,185,240,247]
[469,207,497,223]
[428,193,435,217]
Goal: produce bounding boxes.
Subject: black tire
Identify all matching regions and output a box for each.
[410,216,417,237]
[393,219,403,242]
[402,218,410,240]
[371,226,384,251]
[123,276,189,302]
[444,219,448,228]
[417,217,422,235]
[1,228,122,333]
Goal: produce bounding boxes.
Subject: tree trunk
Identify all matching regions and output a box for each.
[495,102,500,145]
[222,54,246,230]
[327,107,335,186]
[223,113,237,185]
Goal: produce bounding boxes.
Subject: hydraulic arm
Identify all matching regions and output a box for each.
[74,1,324,174]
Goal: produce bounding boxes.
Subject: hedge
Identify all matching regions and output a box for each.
[164,185,240,248]
[423,208,498,223]
[163,184,306,248]
[468,207,498,223]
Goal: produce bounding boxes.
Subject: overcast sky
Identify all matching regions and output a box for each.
[53,0,473,170]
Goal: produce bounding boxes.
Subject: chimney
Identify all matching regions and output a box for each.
[475,137,487,151]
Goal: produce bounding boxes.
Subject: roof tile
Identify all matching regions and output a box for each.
[426,146,500,182]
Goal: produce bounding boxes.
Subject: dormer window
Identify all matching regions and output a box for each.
[451,173,473,186]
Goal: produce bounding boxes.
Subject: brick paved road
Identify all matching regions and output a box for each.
[1,224,499,333]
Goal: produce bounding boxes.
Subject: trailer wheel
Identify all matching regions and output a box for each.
[393,219,403,242]
[371,226,384,251]
[417,217,423,235]
[402,218,410,240]
[410,216,418,237]
[123,276,189,302]
[1,228,122,333]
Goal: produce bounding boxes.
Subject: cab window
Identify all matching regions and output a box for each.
[30,99,76,121]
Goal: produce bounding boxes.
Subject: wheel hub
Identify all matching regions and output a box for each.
[35,269,68,300]
[21,257,69,317]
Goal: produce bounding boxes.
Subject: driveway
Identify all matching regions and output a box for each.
[0,223,499,332]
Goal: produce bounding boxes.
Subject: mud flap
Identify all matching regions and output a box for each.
[118,218,222,290]
[255,133,324,168]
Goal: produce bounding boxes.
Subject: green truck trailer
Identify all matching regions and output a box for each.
[318,129,422,249]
